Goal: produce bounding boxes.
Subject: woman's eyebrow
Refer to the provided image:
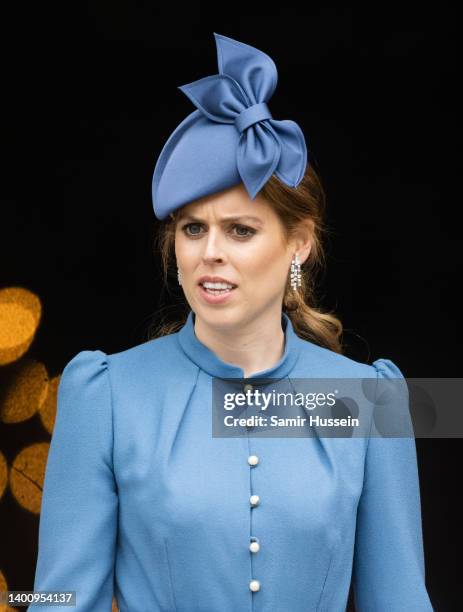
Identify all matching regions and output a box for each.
[179,214,264,226]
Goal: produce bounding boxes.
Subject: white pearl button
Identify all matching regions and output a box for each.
[250,494,260,506]
[244,383,253,393]
[250,541,260,553]
[248,455,259,466]
[249,579,261,592]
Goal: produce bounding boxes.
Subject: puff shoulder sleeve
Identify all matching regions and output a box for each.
[29,350,118,611]
[352,358,434,611]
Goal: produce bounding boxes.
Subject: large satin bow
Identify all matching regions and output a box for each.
[177,33,308,199]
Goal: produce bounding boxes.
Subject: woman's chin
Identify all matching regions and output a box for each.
[195,303,244,327]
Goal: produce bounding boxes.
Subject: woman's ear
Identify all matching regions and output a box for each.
[292,219,314,265]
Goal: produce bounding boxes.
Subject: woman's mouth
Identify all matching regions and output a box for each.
[201,282,236,293]
[198,282,237,304]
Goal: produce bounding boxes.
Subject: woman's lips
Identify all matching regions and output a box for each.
[197,284,237,304]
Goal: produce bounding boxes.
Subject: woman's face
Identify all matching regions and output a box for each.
[174,183,307,330]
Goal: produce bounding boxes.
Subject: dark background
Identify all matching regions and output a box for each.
[1,3,459,610]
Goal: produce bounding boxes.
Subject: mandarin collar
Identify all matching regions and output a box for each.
[177,310,301,381]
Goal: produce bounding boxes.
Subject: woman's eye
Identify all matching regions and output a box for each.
[232,224,256,238]
[181,223,256,238]
[182,223,203,236]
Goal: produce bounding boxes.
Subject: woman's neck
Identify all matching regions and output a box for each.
[193,310,286,378]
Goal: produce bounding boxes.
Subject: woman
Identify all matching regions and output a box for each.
[31,34,434,611]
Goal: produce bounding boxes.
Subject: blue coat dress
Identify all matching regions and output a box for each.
[30,310,434,611]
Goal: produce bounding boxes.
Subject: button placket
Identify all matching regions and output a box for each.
[246,383,261,592]
[244,382,254,432]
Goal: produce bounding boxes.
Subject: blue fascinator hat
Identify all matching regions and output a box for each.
[151,32,308,220]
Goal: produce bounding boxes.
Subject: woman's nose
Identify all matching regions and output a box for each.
[201,229,226,262]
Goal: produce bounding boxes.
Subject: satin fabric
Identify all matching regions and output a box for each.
[151,33,307,220]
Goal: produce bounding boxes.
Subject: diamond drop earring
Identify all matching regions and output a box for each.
[177,267,182,286]
[290,253,302,290]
